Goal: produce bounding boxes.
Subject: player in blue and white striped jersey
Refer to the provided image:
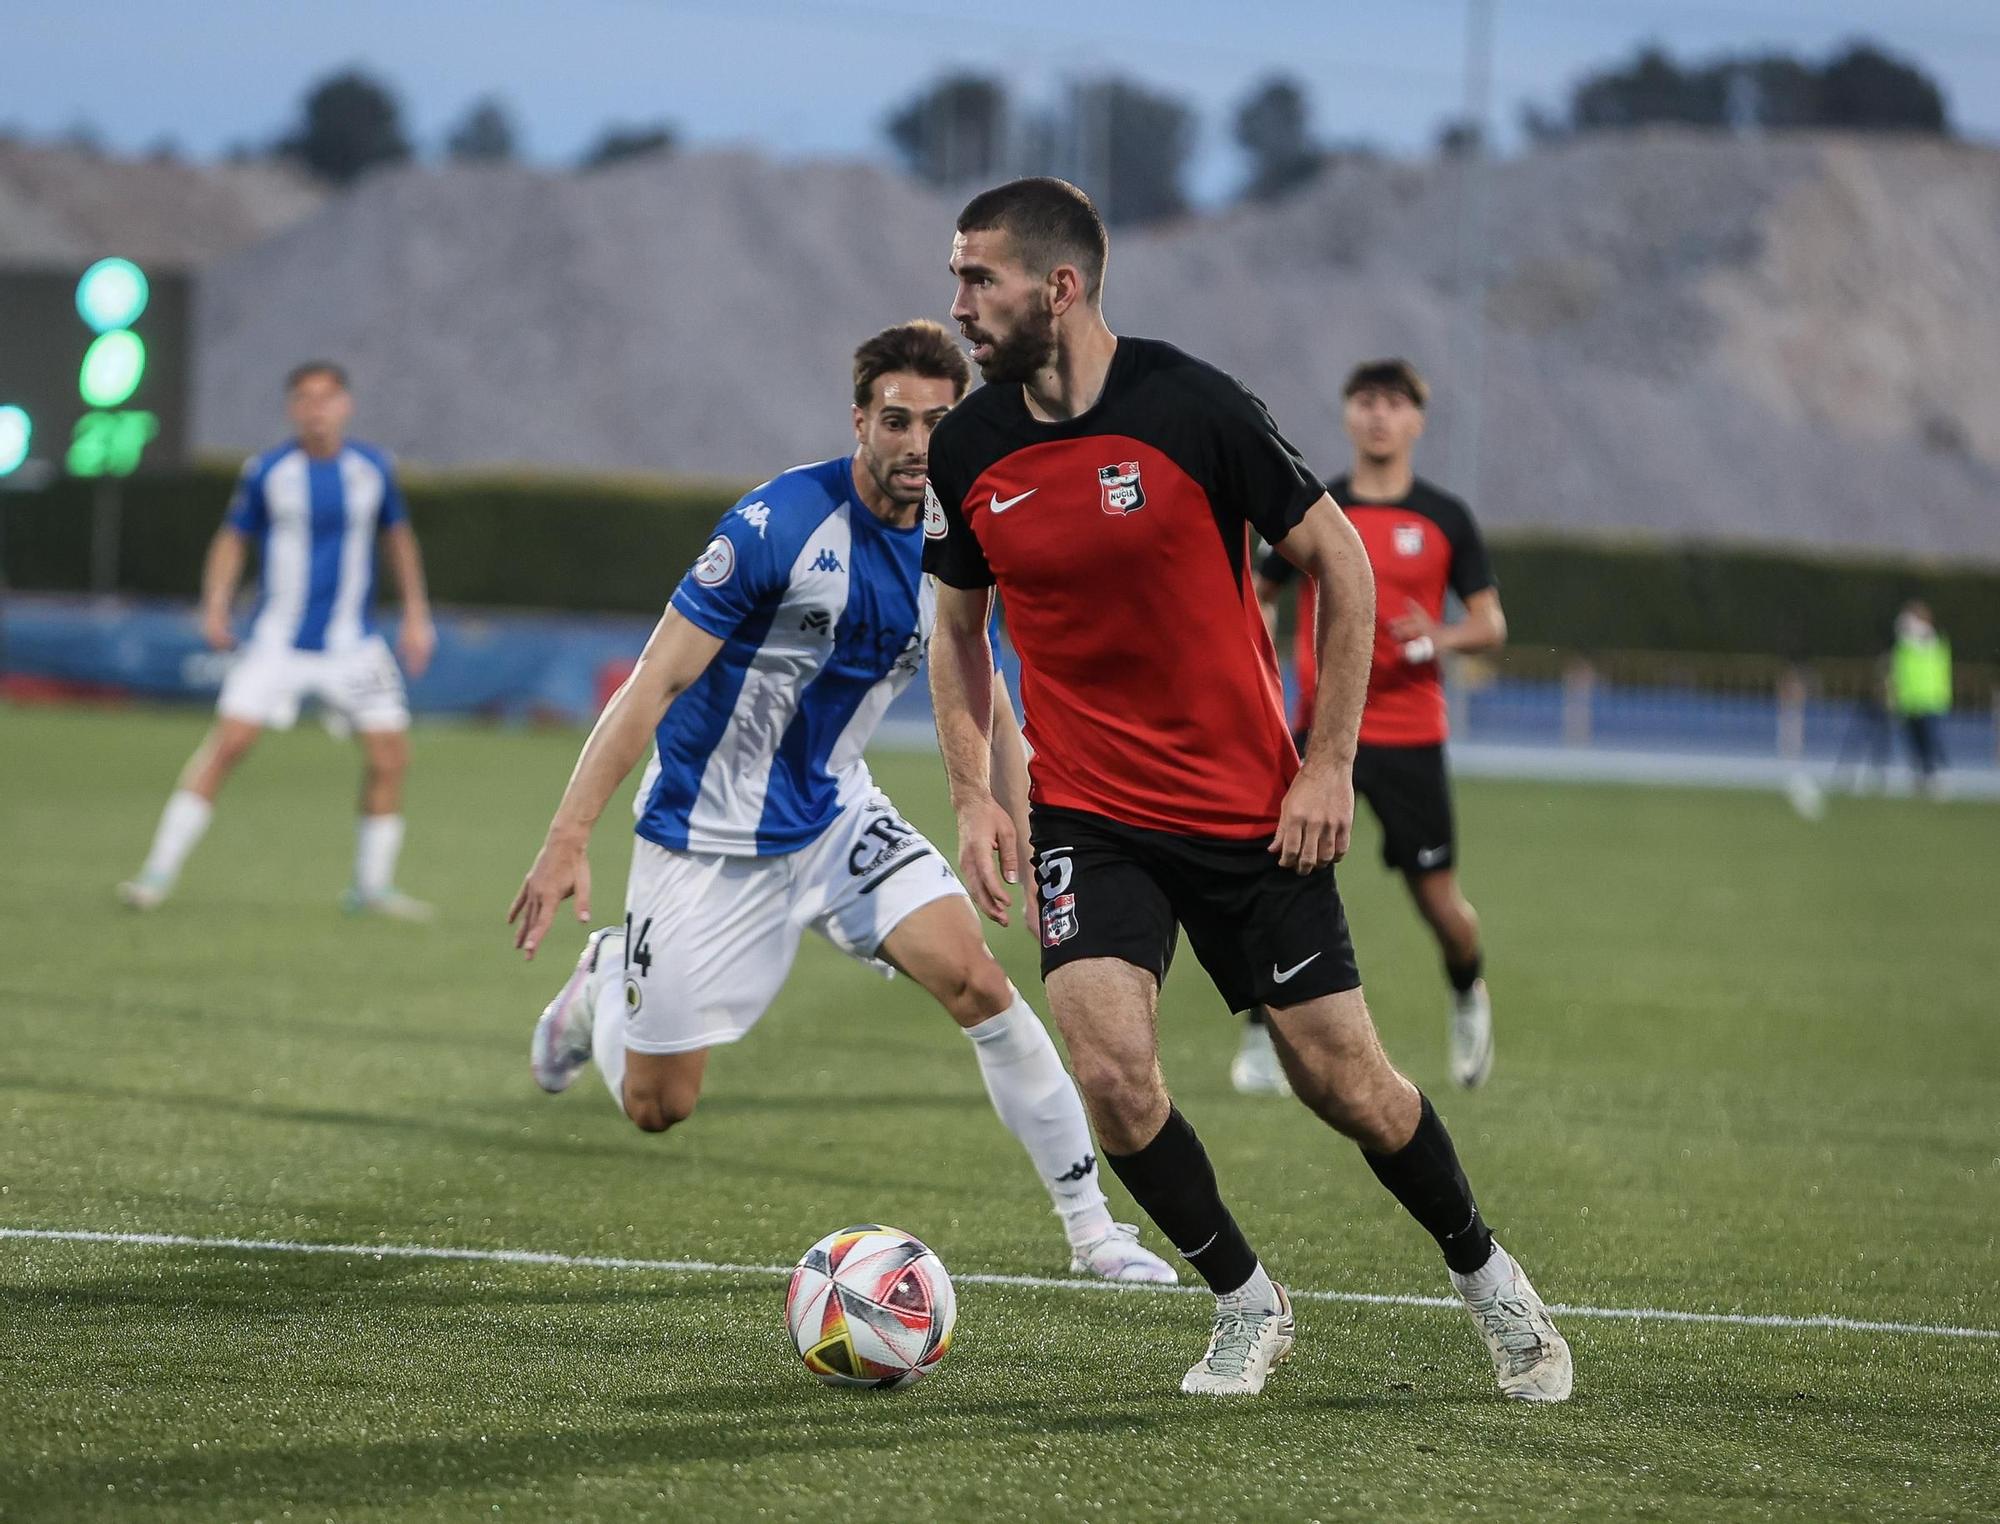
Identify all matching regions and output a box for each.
[119,362,437,916]
[508,321,1173,1286]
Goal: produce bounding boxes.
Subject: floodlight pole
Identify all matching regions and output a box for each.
[91,476,122,594]
[1448,0,1497,501]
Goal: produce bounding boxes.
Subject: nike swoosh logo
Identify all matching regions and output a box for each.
[989,489,1037,513]
[1416,846,1450,868]
[1272,952,1322,984]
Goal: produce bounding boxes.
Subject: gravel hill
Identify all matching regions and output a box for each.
[179,131,2000,558]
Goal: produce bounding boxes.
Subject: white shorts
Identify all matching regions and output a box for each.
[618,789,966,1056]
[216,635,410,732]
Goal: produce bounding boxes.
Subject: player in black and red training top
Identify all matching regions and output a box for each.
[1236,359,1508,1097]
[923,177,1569,1402]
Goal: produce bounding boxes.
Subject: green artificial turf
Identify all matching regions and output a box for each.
[3,705,1995,1522]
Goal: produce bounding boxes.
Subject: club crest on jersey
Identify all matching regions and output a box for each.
[1098,461,1145,515]
[922,481,948,540]
[1394,523,1425,557]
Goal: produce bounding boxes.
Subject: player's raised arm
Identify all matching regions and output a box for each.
[1271,495,1376,871]
[509,607,723,958]
[928,580,1015,923]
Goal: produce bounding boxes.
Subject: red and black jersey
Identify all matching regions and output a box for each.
[924,337,1324,839]
[1263,474,1494,747]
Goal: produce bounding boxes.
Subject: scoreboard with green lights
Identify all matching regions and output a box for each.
[0,258,190,483]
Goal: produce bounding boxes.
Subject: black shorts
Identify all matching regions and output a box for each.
[1352,742,1456,874]
[1029,803,1361,1014]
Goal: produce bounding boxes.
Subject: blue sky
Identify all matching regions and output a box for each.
[4,0,1995,198]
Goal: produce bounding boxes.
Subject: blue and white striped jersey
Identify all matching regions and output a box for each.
[638,456,934,857]
[225,440,408,652]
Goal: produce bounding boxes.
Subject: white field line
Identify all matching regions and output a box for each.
[4,1225,1996,1343]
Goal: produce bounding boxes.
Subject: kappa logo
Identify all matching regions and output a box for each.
[1055,1154,1097,1184]
[810,548,844,574]
[1098,460,1145,515]
[1394,523,1426,557]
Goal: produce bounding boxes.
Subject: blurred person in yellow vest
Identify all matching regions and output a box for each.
[1890,601,1951,798]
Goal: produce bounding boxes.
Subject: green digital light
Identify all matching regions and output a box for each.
[76,257,150,333]
[68,409,159,477]
[79,330,148,408]
[0,405,30,476]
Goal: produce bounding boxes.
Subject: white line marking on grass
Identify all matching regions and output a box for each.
[4,1226,1996,1343]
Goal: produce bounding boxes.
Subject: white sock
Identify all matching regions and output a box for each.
[354,814,405,898]
[963,993,1114,1249]
[1450,1240,1511,1300]
[591,972,630,1117]
[140,790,213,885]
[1218,1260,1280,1315]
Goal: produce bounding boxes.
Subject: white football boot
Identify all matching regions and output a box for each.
[1229,1019,1292,1097]
[1452,1244,1572,1402]
[531,926,623,1094]
[1449,979,1494,1089]
[1069,1222,1179,1285]
[342,887,436,922]
[1180,1285,1295,1396]
[117,873,171,911]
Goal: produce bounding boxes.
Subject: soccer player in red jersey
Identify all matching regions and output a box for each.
[1236,359,1508,1096]
[924,178,1569,1400]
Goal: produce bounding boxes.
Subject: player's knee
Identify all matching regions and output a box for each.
[924,952,1008,1020]
[624,1084,697,1133]
[1068,1049,1161,1127]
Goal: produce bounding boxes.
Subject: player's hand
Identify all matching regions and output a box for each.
[507,829,592,960]
[954,793,1018,927]
[1387,598,1437,643]
[200,607,236,652]
[399,614,437,679]
[1270,759,1353,874]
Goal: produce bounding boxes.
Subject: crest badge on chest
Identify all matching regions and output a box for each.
[1393,522,1425,557]
[1098,461,1145,515]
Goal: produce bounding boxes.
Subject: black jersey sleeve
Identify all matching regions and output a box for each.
[921,426,995,589]
[1441,492,1497,600]
[1189,368,1327,546]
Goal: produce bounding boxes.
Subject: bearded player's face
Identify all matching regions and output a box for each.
[950,229,1057,385]
[853,371,959,512]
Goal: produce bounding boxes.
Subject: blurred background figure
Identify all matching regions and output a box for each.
[1892,600,1952,798]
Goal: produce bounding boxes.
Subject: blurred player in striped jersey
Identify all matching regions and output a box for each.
[119,362,436,917]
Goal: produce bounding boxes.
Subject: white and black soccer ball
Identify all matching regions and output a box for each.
[785,1224,956,1389]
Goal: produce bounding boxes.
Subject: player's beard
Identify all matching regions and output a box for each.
[973,299,1057,385]
[862,446,925,512]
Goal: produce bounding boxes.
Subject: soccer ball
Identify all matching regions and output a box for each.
[785,1224,956,1389]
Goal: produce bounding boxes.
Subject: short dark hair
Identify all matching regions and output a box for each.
[286,360,349,393]
[1342,358,1428,409]
[852,320,971,409]
[957,177,1109,301]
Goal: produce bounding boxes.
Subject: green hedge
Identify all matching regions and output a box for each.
[4,468,1997,662]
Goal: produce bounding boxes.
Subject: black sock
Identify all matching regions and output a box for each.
[1103,1106,1259,1295]
[1364,1092,1494,1274]
[1444,951,1483,995]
